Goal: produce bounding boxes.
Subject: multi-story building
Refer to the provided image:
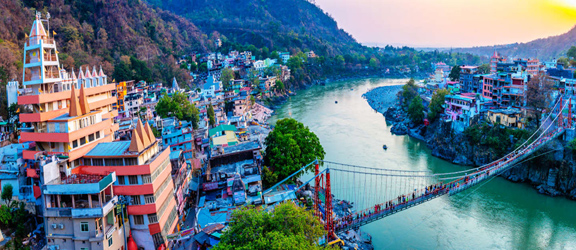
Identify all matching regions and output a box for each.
[526,58,541,76]
[162,120,195,159]
[43,172,124,250]
[490,51,504,73]
[169,150,190,221]
[72,120,178,249]
[114,80,133,115]
[17,15,177,250]
[19,14,118,165]
[459,66,479,93]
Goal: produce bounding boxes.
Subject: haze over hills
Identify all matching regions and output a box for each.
[144,0,363,56]
[452,24,576,60]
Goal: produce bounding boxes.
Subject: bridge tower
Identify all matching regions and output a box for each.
[559,96,564,128]
[569,98,572,128]
[325,169,334,241]
[314,161,321,218]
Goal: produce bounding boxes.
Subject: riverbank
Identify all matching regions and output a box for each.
[363,86,576,200]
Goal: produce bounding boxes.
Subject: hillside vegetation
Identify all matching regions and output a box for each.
[453,25,576,60]
[145,0,362,56]
[0,0,211,85]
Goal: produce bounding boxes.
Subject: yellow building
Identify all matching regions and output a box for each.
[487,108,524,129]
[115,80,132,113]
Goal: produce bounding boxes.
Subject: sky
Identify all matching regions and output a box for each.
[314,0,576,48]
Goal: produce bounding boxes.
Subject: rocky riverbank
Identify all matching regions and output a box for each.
[364,87,576,200]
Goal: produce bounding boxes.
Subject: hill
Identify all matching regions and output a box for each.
[144,0,363,56]
[452,25,576,60]
[0,0,211,85]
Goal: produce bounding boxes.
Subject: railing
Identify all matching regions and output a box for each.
[26,37,54,47]
[44,54,57,62]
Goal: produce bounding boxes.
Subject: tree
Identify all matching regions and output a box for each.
[526,75,554,127]
[7,103,19,131]
[264,118,325,182]
[478,63,491,74]
[428,89,449,122]
[401,78,418,107]
[213,203,328,250]
[262,166,278,189]
[0,205,11,228]
[274,80,285,92]
[449,65,461,81]
[567,46,576,59]
[207,104,216,127]
[156,92,200,129]
[557,57,570,67]
[221,68,235,91]
[369,57,380,69]
[1,184,13,207]
[250,95,256,105]
[408,95,424,124]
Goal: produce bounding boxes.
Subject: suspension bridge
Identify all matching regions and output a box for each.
[264,95,574,241]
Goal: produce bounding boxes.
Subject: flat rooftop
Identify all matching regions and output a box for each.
[85,141,131,157]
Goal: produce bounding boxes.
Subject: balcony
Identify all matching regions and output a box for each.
[71,196,118,218]
[19,108,68,123]
[25,37,55,47]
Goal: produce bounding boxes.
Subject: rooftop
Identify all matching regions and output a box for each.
[85,141,131,157]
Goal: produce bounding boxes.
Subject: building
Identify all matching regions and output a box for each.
[526,58,541,76]
[43,172,125,250]
[487,108,524,128]
[162,120,195,159]
[73,120,178,249]
[444,93,482,132]
[490,51,504,73]
[18,14,177,250]
[279,52,290,64]
[114,80,133,116]
[169,150,191,221]
[459,66,479,93]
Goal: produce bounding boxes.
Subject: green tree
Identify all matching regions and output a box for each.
[0,205,11,228]
[221,68,235,91]
[369,57,380,68]
[207,104,216,127]
[408,95,424,124]
[113,60,132,82]
[428,89,449,122]
[261,166,278,189]
[449,65,461,81]
[478,63,491,74]
[557,57,570,67]
[1,184,13,207]
[250,95,256,105]
[213,203,328,250]
[155,92,200,129]
[567,46,576,59]
[189,61,198,71]
[7,103,19,132]
[264,118,325,182]
[274,80,285,92]
[401,78,418,107]
[198,62,208,72]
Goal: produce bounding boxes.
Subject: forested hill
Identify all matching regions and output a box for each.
[452,25,576,60]
[0,0,211,84]
[144,0,363,56]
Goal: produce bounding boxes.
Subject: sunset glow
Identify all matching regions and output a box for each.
[315,0,576,47]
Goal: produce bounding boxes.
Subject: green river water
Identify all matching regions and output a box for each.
[269,78,576,250]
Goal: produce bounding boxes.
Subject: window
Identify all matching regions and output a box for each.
[80,222,89,232]
[131,195,141,205]
[148,213,158,223]
[73,140,78,148]
[96,131,100,139]
[133,215,145,225]
[128,175,138,185]
[125,158,137,165]
[89,134,95,142]
[50,142,56,149]
[144,195,155,204]
[142,175,152,184]
[80,137,86,146]
[117,177,125,185]
[108,237,113,247]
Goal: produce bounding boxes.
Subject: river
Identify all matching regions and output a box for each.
[269,78,576,249]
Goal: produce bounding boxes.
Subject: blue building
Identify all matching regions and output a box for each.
[162,119,195,159]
